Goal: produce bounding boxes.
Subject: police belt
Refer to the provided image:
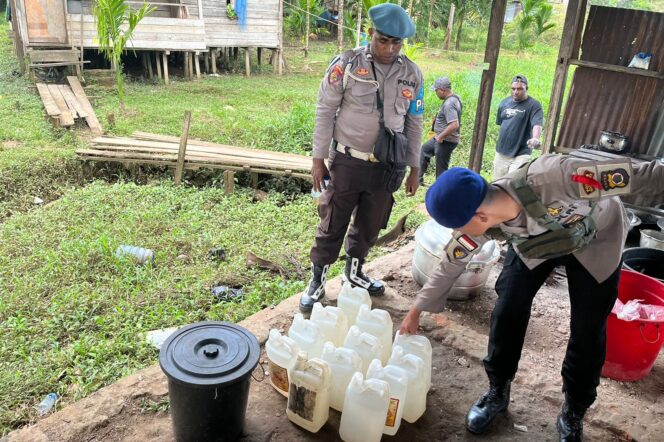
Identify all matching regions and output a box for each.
[335,141,380,163]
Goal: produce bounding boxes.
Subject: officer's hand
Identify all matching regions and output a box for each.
[399,308,421,335]
[311,158,330,193]
[527,138,541,149]
[405,168,419,197]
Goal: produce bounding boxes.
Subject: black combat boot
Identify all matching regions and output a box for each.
[465,381,511,434]
[299,264,329,315]
[557,396,586,442]
[344,256,385,296]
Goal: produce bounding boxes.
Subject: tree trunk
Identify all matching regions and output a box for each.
[337,0,344,52]
[444,3,455,51]
[427,0,434,41]
[408,0,414,16]
[455,10,465,51]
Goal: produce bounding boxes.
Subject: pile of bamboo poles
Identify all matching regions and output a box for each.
[76,132,313,179]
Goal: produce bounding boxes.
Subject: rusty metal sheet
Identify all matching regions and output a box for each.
[25,0,68,44]
[558,6,664,155]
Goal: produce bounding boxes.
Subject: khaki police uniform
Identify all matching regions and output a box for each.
[416,153,664,408]
[309,46,424,265]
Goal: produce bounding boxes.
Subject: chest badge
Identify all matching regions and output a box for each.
[402,89,414,99]
[355,68,369,76]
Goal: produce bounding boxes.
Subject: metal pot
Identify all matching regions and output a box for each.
[658,218,664,232]
[626,209,641,231]
[599,130,629,153]
[641,229,664,250]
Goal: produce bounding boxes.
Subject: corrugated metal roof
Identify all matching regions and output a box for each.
[557,5,664,155]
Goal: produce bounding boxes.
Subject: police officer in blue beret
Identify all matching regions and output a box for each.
[399,153,664,441]
[300,3,424,313]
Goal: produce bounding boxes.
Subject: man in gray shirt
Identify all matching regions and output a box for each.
[493,75,543,178]
[400,154,664,441]
[419,76,462,184]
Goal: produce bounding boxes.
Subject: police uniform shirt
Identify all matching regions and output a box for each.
[312,46,425,168]
[414,153,664,313]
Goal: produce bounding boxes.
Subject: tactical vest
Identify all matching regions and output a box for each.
[487,161,597,260]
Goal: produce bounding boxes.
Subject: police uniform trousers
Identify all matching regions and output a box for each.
[310,150,394,265]
[484,246,620,409]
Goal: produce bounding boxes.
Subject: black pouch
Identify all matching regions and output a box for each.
[383,163,408,193]
[373,122,408,166]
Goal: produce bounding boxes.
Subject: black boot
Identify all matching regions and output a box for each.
[299,264,329,315]
[344,256,385,296]
[557,396,586,442]
[465,381,511,434]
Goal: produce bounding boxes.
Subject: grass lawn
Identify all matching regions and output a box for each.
[0,19,558,435]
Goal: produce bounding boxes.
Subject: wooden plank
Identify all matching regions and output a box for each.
[175,111,192,185]
[45,84,75,126]
[28,49,80,63]
[211,48,217,74]
[66,76,102,134]
[162,52,170,85]
[245,47,251,78]
[569,59,664,80]
[59,84,88,118]
[26,0,69,44]
[223,170,235,194]
[35,83,62,117]
[130,132,311,162]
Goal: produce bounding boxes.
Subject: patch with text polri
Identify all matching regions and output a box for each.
[408,86,424,116]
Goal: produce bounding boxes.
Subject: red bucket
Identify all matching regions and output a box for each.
[602,270,664,382]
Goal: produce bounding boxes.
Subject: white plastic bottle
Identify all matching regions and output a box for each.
[265,329,301,397]
[343,325,383,374]
[310,302,349,347]
[288,313,325,359]
[339,372,390,442]
[394,330,433,390]
[286,352,332,433]
[320,342,363,411]
[337,282,371,325]
[366,359,408,435]
[388,346,427,423]
[355,304,393,364]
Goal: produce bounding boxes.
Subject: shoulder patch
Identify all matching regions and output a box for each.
[408,86,424,116]
[574,160,633,199]
[446,233,479,263]
[328,64,344,85]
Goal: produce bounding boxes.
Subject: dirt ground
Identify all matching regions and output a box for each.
[6,242,664,442]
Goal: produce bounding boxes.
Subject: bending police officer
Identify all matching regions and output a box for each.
[400,154,664,441]
[300,3,424,313]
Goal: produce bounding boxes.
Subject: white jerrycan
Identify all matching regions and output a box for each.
[388,346,427,423]
[265,329,300,397]
[320,342,363,411]
[288,313,325,359]
[339,372,390,442]
[366,359,408,435]
[286,352,331,433]
[394,330,433,390]
[310,302,349,347]
[355,304,393,364]
[337,282,371,325]
[343,325,383,374]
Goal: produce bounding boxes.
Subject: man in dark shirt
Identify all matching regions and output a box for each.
[419,76,463,185]
[493,75,543,178]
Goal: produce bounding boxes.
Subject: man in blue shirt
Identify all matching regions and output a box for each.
[493,75,543,178]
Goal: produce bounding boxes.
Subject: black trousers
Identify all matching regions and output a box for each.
[483,246,621,409]
[309,150,394,265]
[418,137,457,183]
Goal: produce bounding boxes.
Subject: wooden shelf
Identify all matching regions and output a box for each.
[570,59,664,80]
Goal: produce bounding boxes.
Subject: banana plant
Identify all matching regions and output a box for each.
[93,0,155,108]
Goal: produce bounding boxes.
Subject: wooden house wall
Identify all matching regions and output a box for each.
[67,14,206,50]
[203,0,280,48]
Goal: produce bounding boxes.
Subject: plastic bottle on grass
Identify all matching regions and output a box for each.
[37,393,58,416]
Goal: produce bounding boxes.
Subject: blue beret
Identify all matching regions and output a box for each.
[425,168,488,228]
[368,3,415,39]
